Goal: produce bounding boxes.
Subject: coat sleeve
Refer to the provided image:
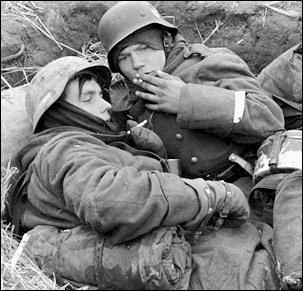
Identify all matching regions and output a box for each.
[177,52,285,143]
[38,133,207,244]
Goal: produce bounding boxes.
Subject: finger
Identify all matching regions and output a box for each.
[145,102,162,112]
[133,77,160,94]
[135,73,164,87]
[155,70,177,80]
[129,125,142,137]
[126,120,138,130]
[135,90,160,103]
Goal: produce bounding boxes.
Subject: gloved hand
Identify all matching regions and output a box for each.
[126,120,167,158]
[181,178,250,239]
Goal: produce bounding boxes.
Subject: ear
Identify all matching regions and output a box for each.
[162,30,174,52]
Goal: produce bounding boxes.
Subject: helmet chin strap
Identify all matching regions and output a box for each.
[162,31,174,55]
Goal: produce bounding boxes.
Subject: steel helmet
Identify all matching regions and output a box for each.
[98,1,178,72]
[253,129,302,184]
[25,56,111,133]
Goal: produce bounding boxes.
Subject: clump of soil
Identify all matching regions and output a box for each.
[1,1,302,88]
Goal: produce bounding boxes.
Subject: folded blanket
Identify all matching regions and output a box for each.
[24,225,192,290]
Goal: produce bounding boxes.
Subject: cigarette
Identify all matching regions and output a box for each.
[127,120,148,134]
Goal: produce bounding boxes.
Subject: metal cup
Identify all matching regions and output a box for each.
[167,159,182,176]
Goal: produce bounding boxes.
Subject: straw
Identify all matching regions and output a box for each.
[195,21,204,43]
[265,1,300,17]
[35,15,63,50]
[1,44,25,63]
[1,75,12,89]
[203,20,223,45]
[16,2,34,13]
[30,1,43,10]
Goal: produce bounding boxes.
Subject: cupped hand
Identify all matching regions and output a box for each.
[133,70,186,114]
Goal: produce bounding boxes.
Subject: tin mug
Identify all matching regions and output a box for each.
[167,159,182,176]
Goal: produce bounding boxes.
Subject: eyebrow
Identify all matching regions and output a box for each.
[80,89,103,99]
[82,90,97,95]
[120,44,146,55]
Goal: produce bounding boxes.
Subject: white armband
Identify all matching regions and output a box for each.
[233,91,246,123]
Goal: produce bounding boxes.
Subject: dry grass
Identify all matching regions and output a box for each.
[1,225,65,290]
[1,165,66,290]
[1,1,125,90]
[1,163,18,216]
[1,1,82,90]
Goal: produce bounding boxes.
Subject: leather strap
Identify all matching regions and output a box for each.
[193,186,215,243]
[269,130,286,173]
[94,235,106,289]
[214,181,232,231]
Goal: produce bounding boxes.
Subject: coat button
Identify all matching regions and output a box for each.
[176,133,183,140]
[191,157,198,164]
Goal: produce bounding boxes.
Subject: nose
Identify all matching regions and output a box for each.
[131,51,145,71]
[100,98,112,112]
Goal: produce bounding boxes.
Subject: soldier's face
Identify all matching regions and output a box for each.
[62,78,112,121]
[118,44,166,81]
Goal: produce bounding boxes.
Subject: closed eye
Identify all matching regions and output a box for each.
[82,97,93,103]
[81,92,94,103]
[138,45,148,50]
[118,55,127,61]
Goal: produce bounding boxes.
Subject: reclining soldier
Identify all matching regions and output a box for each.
[5,56,280,289]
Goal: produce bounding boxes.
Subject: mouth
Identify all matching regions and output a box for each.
[137,71,153,76]
[101,111,111,121]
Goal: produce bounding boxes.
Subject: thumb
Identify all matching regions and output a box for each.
[126,120,138,131]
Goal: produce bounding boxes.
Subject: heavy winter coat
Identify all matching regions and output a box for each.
[16,126,246,245]
[111,40,285,179]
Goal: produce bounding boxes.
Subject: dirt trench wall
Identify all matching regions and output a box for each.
[1,1,302,88]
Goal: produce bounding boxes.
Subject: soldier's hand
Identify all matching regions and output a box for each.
[133,70,186,114]
[126,120,167,158]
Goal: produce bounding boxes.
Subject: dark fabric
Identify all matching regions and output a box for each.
[164,33,188,74]
[25,224,192,290]
[148,111,247,179]
[188,221,280,290]
[248,173,289,225]
[273,170,302,290]
[233,176,254,199]
[37,98,119,134]
[126,119,167,158]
